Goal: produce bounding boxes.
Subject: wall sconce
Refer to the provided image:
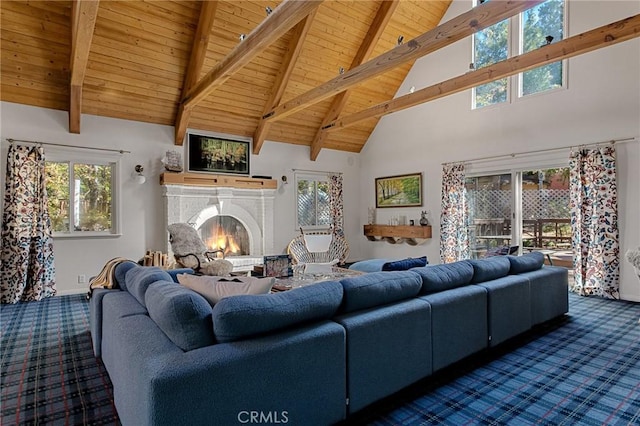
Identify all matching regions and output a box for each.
[281,175,288,184]
[133,165,146,184]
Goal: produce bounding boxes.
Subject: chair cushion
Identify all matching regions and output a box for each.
[469,256,511,283]
[338,271,422,313]
[145,281,215,351]
[412,261,474,295]
[177,274,274,306]
[212,281,343,343]
[508,251,545,274]
[382,256,428,271]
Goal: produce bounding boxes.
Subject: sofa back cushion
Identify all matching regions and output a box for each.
[114,261,137,291]
[508,251,545,274]
[125,266,174,307]
[212,280,343,343]
[145,281,215,351]
[469,256,511,283]
[412,261,474,295]
[338,271,422,313]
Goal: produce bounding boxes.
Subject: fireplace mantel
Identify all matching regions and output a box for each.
[160,172,276,190]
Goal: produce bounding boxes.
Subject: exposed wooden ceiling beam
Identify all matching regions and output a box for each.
[69,0,99,134]
[323,13,640,133]
[175,0,219,147]
[260,0,544,125]
[252,9,317,155]
[309,0,399,161]
[175,0,324,145]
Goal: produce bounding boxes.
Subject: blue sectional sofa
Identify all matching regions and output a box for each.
[90,252,568,425]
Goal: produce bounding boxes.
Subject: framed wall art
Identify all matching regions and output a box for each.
[187,134,250,175]
[375,172,422,208]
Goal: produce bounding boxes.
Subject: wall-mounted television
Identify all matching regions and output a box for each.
[187,134,250,175]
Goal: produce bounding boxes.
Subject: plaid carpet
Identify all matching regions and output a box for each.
[1,293,638,426]
[1,294,119,425]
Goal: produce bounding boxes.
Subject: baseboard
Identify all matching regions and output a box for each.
[56,288,87,297]
[620,292,640,303]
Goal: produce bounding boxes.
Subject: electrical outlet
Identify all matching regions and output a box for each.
[78,274,86,284]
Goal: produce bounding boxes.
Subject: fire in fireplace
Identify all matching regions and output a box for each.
[198,215,249,257]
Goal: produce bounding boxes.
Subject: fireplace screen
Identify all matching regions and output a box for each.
[198,216,249,257]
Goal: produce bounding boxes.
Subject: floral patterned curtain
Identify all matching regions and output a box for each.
[569,146,619,299]
[328,173,344,235]
[440,163,469,263]
[1,144,56,304]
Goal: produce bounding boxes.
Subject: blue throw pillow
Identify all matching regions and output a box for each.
[381,256,428,271]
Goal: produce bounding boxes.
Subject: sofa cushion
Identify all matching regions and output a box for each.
[114,261,137,291]
[145,280,215,351]
[125,266,174,307]
[338,271,422,313]
[166,268,195,282]
[412,261,474,295]
[381,256,428,271]
[469,256,511,283]
[212,280,343,343]
[177,274,274,306]
[508,251,545,274]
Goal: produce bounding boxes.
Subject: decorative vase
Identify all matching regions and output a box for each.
[419,211,429,226]
[367,207,376,225]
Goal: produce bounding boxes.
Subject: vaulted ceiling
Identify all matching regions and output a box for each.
[2,1,639,160]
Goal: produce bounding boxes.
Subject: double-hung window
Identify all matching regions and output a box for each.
[473,0,566,109]
[45,148,121,237]
[295,171,331,231]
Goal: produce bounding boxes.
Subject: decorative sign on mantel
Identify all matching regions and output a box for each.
[160,172,277,190]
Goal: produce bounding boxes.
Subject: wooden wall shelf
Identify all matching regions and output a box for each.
[160,172,277,189]
[364,224,432,245]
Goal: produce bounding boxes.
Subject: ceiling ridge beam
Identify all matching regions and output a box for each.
[174,0,219,146]
[253,9,317,155]
[260,0,544,125]
[322,13,640,133]
[175,0,324,145]
[309,0,399,161]
[69,0,100,134]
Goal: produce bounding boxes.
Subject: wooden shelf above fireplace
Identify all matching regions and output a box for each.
[160,172,277,189]
[364,224,432,245]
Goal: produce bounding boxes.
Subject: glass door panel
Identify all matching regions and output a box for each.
[465,173,513,259]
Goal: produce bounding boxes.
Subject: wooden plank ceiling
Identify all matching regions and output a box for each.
[4,1,636,159]
[1,0,451,158]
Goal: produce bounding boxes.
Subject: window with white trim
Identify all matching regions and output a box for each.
[295,171,331,230]
[472,0,566,109]
[45,148,121,237]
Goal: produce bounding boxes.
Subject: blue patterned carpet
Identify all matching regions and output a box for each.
[1,293,639,425]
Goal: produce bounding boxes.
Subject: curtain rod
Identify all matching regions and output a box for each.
[292,168,342,175]
[6,138,131,154]
[442,136,637,166]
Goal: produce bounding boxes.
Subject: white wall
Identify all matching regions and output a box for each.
[358,0,640,301]
[0,102,361,295]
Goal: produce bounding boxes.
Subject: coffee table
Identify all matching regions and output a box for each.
[272,266,363,291]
